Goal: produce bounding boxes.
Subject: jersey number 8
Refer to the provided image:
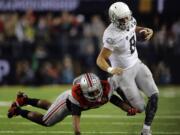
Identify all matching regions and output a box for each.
[129,35,136,54]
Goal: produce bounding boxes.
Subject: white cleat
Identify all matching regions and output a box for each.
[141,128,152,135]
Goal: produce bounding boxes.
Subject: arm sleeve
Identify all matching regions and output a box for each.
[110,94,131,112]
[71,102,82,116]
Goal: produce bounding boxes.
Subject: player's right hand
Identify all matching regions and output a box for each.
[108,67,123,75]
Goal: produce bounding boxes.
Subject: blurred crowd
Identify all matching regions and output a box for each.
[0,10,180,85]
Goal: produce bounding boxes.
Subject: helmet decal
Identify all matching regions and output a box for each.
[80,73,103,102]
[85,73,93,87]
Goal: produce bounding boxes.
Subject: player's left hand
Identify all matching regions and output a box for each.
[140,28,153,40]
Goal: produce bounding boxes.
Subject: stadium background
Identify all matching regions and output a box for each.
[0,0,180,135]
[0,0,180,85]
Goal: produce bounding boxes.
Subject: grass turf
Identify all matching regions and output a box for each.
[0,85,180,135]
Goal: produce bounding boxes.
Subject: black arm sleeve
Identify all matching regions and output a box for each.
[110,94,131,112]
[71,103,82,116]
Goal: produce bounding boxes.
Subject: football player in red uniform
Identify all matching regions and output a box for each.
[8,73,139,135]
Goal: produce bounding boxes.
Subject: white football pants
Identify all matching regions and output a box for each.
[110,60,159,112]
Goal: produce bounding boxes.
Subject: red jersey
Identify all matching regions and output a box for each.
[71,80,111,109]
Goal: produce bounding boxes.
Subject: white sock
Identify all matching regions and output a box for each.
[143,124,150,130]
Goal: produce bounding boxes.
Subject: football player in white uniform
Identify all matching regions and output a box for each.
[8,73,138,135]
[96,2,159,135]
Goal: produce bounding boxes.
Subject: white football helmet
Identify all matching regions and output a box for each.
[80,73,103,102]
[109,2,132,30]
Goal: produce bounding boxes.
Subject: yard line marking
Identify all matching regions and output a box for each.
[0,121,177,126]
[82,114,180,119]
[1,114,180,119]
[0,101,11,106]
[0,131,180,134]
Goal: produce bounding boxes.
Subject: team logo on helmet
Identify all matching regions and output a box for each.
[80,73,103,102]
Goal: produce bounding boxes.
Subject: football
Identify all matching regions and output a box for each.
[136,29,147,41]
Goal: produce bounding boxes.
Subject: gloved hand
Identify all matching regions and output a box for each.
[127,108,139,116]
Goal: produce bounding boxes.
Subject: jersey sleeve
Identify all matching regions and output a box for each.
[71,102,81,116]
[69,93,81,106]
[103,30,116,51]
[101,80,115,100]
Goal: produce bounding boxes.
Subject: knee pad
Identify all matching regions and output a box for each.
[145,93,159,125]
[146,93,159,112]
[137,93,159,113]
[149,93,159,106]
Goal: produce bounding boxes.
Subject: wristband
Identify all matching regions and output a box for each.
[107,67,113,73]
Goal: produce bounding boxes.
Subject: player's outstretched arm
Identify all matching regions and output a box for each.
[110,94,138,116]
[72,115,81,135]
[96,47,112,72]
[71,102,82,135]
[96,47,123,75]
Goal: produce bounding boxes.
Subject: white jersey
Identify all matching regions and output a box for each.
[103,18,138,69]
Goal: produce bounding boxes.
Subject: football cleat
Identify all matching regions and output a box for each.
[7,102,20,118]
[16,92,28,106]
[141,128,152,135]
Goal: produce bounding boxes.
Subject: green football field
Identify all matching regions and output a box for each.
[0,85,180,135]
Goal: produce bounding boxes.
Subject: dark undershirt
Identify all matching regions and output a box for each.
[66,99,81,116]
